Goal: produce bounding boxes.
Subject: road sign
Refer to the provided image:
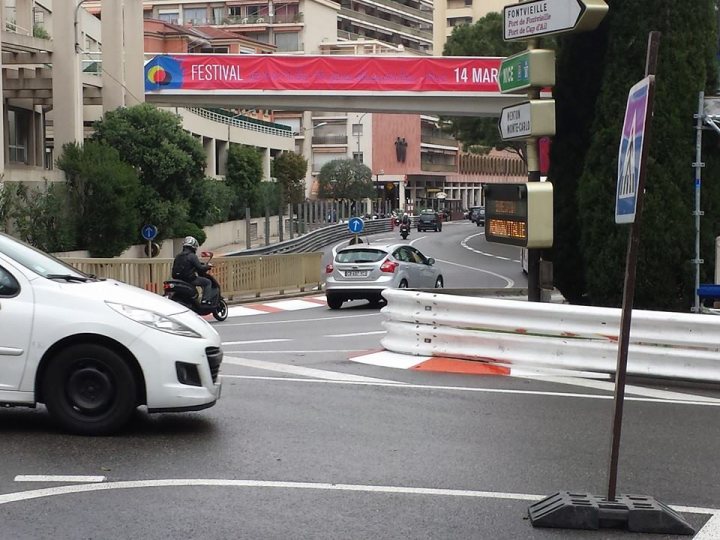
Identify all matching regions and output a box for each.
[499,100,556,140]
[141,224,158,241]
[615,76,652,224]
[348,217,364,234]
[503,0,608,41]
[498,50,555,94]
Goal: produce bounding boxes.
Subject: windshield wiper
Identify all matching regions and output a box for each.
[46,274,93,282]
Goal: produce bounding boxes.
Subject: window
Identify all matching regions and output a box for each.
[353,152,364,163]
[275,32,299,52]
[229,6,242,17]
[0,266,19,297]
[7,109,27,164]
[464,0,472,5]
[183,7,206,24]
[352,123,363,137]
[158,11,179,23]
[213,7,224,24]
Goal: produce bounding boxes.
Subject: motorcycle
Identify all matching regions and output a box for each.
[163,252,229,322]
[399,222,410,240]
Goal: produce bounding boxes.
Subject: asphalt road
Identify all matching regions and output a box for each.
[1,220,718,539]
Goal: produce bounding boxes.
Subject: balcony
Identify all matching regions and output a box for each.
[338,8,432,41]
[421,134,458,148]
[349,0,432,23]
[421,162,458,173]
[312,135,349,145]
[222,12,302,25]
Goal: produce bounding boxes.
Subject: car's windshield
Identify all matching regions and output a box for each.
[336,249,387,263]
[0,233,90,279]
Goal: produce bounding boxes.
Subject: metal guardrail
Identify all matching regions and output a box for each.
[229,218,395,256]
[186,108,294,138]
[63,252,323,300]
[380,289,720,383]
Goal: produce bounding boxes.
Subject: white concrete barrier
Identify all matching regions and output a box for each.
[380,289,720,383]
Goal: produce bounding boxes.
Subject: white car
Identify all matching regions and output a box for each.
[0,232,222,435]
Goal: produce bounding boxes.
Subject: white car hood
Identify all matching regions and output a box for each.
[58,278,191,316]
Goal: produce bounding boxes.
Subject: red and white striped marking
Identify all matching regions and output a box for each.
[210,295,327,320]
[350,350,512,376]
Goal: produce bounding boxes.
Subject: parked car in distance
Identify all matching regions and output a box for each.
[469,206,485,226]
[324,243,444,309]
[0,232,223,435]
[417,211,443,232]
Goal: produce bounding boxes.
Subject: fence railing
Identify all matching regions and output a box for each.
[64,252,323,300]
[380,289,720,383]
[186,108,294,138]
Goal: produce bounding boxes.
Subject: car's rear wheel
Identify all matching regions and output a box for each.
[327,295,343,310]
[42,344,138,435]
[399,279,408,289]
[434,276,444,288]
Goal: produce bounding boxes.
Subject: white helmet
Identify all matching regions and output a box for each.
[183,236,199,250]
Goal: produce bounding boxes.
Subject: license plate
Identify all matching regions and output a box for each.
[344,270,368,277]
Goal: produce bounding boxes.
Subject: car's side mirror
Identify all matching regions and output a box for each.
[427,258,435,265]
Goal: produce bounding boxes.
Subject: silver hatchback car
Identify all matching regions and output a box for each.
[324,243,444,309]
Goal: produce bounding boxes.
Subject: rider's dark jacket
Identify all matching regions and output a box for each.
[172,247,210,282]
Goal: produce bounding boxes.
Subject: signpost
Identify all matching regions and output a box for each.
[503,0,609,41]
[498,100,556,140]
[498,50,555,93]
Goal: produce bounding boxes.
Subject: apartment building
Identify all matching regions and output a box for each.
[432,0,509,54]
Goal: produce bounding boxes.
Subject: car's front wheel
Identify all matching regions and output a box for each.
[327,295,343,310]
[434,276,444,288]
[42,344,138,435]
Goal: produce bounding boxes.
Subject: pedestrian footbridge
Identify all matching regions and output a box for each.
[144,54,523,116]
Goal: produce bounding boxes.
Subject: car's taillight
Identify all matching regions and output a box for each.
[325,264,334,274]
[380,259,399,273]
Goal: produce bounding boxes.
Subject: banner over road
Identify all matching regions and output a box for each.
[145,55,504,94]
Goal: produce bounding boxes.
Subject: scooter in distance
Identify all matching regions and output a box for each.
[163,252,229,321]
[399,222,410,240]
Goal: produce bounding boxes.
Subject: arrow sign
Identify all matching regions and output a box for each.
[141,224,158,241]
[498,49,555,94]
[347,217,365,234]
[499,100,556,141]
[503,0,608,41]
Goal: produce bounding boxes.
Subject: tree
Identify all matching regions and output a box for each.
[558,0,719,310]
[91,103,206,238]
[226,144,263,218]
[317,159,375,202]
[57,141,141,257]
[442,13,526,157]
[273,151,308,204]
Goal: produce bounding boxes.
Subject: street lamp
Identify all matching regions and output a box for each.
[355,112,368,162]
[375,168,384,214]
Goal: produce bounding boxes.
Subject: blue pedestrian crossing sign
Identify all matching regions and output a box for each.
[615,76,652,224]
[348,217,364,234]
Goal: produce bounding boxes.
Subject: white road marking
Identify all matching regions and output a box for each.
[14,475,106,483]
[222,356,402,383]
[461,233,521,264]
[0,478,716,532]
[226,306,274,317]
[264,299,326,311]
[220,374,720,407]
[691,512,720,539]
[326,331,386,338]
[352,350,423,369]
[434,257,514,287]
[513,375,720,403]
[222,339,291,345]
[222,313,379,327]
[224,349,365,354]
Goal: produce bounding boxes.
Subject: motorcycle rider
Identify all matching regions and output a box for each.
[172,236,213,305]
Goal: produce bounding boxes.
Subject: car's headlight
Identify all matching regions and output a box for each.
[106,302,201,338]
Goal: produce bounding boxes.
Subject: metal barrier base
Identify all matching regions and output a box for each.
[528,492,694,535]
